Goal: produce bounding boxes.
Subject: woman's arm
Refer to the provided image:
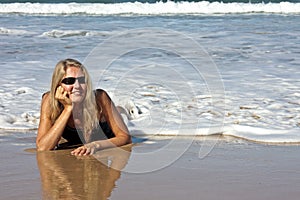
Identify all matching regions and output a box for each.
[71,89,131,156]
[95,89,132,147]
[36,87,73,151]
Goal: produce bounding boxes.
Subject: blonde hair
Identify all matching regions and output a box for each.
[49,58,99,143]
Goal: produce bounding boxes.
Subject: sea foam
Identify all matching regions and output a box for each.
[0,2,299,15]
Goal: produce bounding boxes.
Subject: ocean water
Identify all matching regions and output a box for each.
[0,0,300,144]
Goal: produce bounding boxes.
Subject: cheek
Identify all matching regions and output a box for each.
[62,85,73,92]
[82,84,87,93]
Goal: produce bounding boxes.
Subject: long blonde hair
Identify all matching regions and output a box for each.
[49,58,99,142]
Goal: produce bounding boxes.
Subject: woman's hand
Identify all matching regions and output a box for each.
[71,142,100,156]
[55,86,72,108]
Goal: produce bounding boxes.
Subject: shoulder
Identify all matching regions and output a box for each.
[40,91,52,117]
[41,91,50,105]
[95,89,106,96]
[95,89,111,101]
[42,91,50,99]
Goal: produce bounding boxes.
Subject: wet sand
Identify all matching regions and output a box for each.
[1,132,300,200]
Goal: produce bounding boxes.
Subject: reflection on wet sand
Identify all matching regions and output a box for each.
[36,145,132,200]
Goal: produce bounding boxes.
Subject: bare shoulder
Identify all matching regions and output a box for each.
[41,92,50,104]
[95,89,108,97]
[42,91,50,99]
[40,92,52,116]
[95,89,111,102]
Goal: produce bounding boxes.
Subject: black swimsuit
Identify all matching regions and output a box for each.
[60,121,115,147]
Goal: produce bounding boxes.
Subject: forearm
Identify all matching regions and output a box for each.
[93,134,131,150]
[37,108,72,151]
[70,133,131,156]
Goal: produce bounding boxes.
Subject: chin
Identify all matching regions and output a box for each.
[71,95,85,104]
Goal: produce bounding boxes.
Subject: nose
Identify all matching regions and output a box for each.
[73,78,81,88]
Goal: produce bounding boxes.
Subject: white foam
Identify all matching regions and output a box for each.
[0,112,39,131]
[0,61,49,131]
[226,125,300,144]
[41,29,90,38]
[0,27,33,35]
[0,2,299,15]
[130,124,300,144]
[40,30,117,38]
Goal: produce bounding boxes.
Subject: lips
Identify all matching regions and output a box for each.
[71,91,82,95]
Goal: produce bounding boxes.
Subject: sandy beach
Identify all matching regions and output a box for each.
[1,132,300,200]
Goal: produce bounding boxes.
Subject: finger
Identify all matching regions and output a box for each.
[71,146,84,156]
[66,91,71,99]
[78,147,88,156]
[75,150,83,156]
[55,86,64,99]
[71,148,78,155]
[71,149,78,156]
[90,148,95,155]
[82,146,91,156]
[57,86,64,94]
[90,146,96,155]
[83,150,90,156]
[63,91,69,99]
[62,91,72,105]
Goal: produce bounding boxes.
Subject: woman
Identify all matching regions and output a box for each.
[36,58,131,156]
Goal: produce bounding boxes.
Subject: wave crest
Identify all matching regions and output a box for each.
[0,2,300,15]
[0,27,33,35]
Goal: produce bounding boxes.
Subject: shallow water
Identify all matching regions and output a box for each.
[0,2,300,143]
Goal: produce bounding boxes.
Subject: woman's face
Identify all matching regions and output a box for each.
[61,66,87,104]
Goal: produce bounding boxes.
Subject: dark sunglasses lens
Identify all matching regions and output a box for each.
[77,77,86,84]
[61,77,76,85]
[61,77,85,85]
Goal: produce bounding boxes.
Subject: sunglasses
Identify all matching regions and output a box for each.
[61,76,86,85]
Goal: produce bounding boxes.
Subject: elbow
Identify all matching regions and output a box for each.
[36,139,44,151]
[36,145,46,152]
[36,142,55,152]
[36,144,43,151]
[125,133,132,144]
[36,147,45,152]
[118,133,131,146]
